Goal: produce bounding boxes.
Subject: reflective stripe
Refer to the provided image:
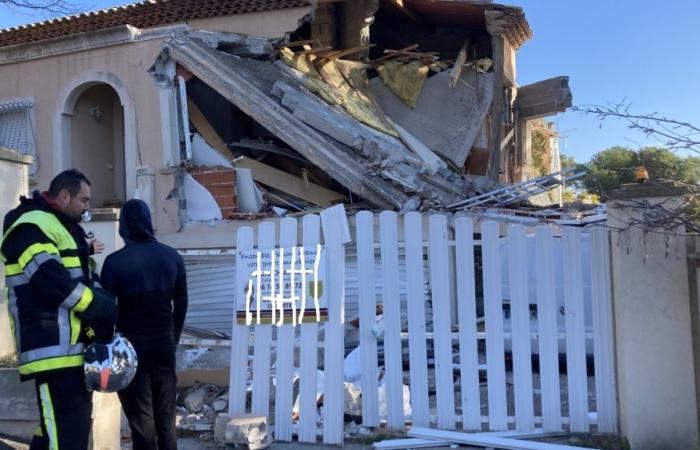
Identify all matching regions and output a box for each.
[61,256,81,268]
[72,286,93,313]
[38,383,59,450]
[57,308,69,347]
[24,252,61,279]
[17,243,59,269]
[19,354,84,376]
[6,273,30,287]
[4,263,24,276]
[60,283,85,310]
[68,268,83,279]
[69,310,81,345]
[19,344,84,365]
[6,289,20,351]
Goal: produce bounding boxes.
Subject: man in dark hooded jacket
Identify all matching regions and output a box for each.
[100,199,188,450]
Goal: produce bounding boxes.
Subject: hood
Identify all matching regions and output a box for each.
[119,199,155,243]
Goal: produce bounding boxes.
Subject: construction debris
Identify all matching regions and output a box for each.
[149,14,573,219]
[370,67,495,168]
[218,414,271,450]
[407,427,601,450]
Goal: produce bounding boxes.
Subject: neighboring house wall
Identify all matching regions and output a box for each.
[0,147,32,358]
[0,6,311,209]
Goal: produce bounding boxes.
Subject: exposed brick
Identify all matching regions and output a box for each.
[189,166,237,212]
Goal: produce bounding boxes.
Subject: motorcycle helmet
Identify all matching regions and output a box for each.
[84,334,138,392]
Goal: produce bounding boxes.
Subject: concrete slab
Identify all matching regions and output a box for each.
[0,369,37,422]
[370,69,494,167]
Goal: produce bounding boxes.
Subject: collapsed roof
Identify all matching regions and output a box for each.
[148,1,571,213]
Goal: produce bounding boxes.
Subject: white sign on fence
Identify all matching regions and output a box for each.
[236,245,328,325]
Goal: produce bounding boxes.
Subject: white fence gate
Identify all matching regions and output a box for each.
[228,211,618,444]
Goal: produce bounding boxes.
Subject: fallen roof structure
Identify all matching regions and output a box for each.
[156,34,479,211]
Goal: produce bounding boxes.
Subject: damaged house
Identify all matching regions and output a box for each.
[0,0,572,330]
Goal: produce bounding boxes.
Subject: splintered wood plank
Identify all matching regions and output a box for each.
[404,212,430,427]
[274,217,298,441]
[562,227,589,432]
[187,97,344,207]
[590,228,618,432]
[507,224,535,430]
[356,211,380,426]
[428,214,457,430]
[481,221,508,430]
[535,225,562,431]
[454,217,481,430]
[379,211,405,428]
[229,226,254,415]
[322,211,345,444]
[298,214,320,443]
[251,222,275,417]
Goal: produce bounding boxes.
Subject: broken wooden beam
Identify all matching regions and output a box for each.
[373,44,419,63]
[186,97,345,207]
[516,76,572,119]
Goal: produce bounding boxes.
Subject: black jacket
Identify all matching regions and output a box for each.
[1,191,116,379]
[100,200,188,349]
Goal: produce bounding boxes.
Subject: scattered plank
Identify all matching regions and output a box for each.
[318,44,375,63]
[373,44,419,63]
[408,427,601,450]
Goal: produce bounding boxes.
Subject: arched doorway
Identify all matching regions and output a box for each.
[70,84,125,207]
[54,71,138,207]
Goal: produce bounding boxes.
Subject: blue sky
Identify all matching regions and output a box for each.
[1,0,698,162]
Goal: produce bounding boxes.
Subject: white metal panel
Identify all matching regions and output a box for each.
[229,228,253,415]
[535,225,562,431]
[481,221,508,430]
[507,224,534,430]
[274,218,297,441]
[356,211,380,426]
[428,214,456,430]
[379,211,405,428]
[251,222,275,416]
[590,227,618,432]
[404,212,430,427]
[562,228,588,432]
[322,212,345,444]
[184,259,236,333]
[454,217,481,430]
[298,214,320,443]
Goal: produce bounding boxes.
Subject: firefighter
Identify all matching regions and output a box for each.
[101,199,188,450]
[1,169,117,450]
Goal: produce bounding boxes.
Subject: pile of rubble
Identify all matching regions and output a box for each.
[151,3,575,221]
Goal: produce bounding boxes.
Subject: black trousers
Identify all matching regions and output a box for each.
[30,367,93,450]
[118,344,177,450]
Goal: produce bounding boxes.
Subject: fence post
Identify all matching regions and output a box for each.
[607,182,699,450]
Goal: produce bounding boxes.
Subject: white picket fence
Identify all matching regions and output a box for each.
[228,211,618,444]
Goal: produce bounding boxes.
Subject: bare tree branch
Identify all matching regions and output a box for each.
[0,0,87,16]
[572,100,700,154]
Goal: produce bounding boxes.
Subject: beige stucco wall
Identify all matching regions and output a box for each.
[0,36,166,191]
[609,186,700,450]
[0,148,32,357]
[188,7,310,37]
